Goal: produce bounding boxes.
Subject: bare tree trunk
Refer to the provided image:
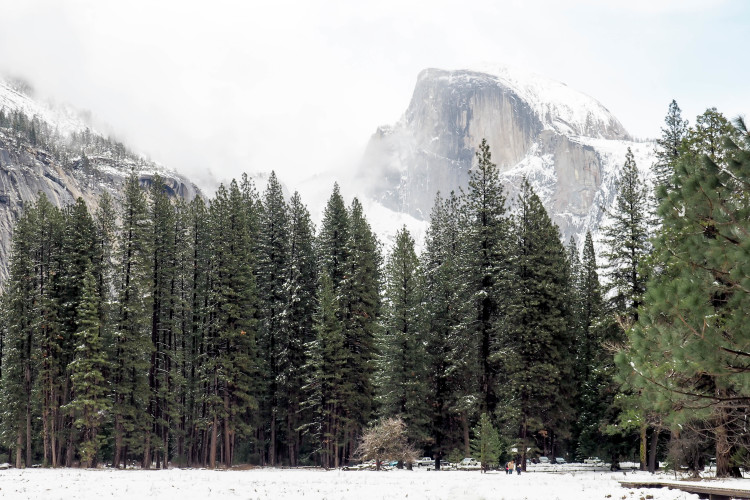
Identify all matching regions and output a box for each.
[462,412,470,456]
[144,432,152,469]
[50,415,58,468]
[42,396,50,467]
[15,429,23,469]
[114,416,123,468]
[209,416,218,469]
[25,401,32,467]
[224,393,231,468]
[287,416,296,467]
[201,428,209,468]
[65,427,74,467]
[715,405,731,477]
[269,411,276,466]
[639,423,647,471]
[333,418,340,469]
[520,419,528,471]
[648,428,659,473]
[163,427,169,469]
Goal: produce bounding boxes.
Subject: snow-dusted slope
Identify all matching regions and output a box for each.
[0,77,93,137]
[0,75,200,288]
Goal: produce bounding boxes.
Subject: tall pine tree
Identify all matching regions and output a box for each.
[257,171,291,465]
[503,179,572,467]
[112,172,154,468]
[620,113,749,477]
[377,226,430,450]
[461,138,511,418]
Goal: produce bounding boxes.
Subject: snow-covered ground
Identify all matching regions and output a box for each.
[4,465,744,500]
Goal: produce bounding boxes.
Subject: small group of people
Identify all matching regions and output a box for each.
[505,460,522,475]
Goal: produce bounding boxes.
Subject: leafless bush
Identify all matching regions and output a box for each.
[355,417,418,470]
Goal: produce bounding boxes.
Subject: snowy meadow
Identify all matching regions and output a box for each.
[0,465,728,500]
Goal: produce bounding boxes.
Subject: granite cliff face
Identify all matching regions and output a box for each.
[0,78,199,288]
[360,66,653,243]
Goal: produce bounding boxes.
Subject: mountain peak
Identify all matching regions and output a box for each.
[360,65,653,245]
[415,65,630,141]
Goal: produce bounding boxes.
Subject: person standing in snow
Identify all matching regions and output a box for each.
[506,460,514,474]
[516,461,522,475]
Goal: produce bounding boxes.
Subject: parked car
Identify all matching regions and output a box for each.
[537,456,550,464]
[555,457,566,464]
[415,456,435,468]
[457,457,481,470]
[584,457,602,465]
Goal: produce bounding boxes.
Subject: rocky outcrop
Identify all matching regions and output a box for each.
[0,132,199,288]
[360,66,652,243]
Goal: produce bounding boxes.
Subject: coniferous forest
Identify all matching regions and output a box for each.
[0,104,749,478]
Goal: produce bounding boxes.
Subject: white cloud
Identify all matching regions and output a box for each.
[0,0,747,193]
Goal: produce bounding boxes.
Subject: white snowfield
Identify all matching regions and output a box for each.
[0,465,734,500]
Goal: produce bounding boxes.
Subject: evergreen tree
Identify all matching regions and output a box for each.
[111,172,154,468]
[282,191,317,466]
[653,100,688,195]
[600,148,653,470]
[503,179,571,467]
[168,198,193,466]
[421,191,475,463]
[601,147,651,323]
[377,227,430,449]
[317,183,349,289]
[571,232,618,460]
[578,232,604,384]
[183,195,212,466]
[34,196,65,467]
[339,197,381,461]
[205,180,259,468]
[0,201,40,468]
[67,263,109,468]
[681,108,735,166]
[303,272,346,468]
[620,115,750,477]
[461,138,511,418]
[146,174,179,468]
[256,171,290,465]
[55,197,98,466]
[93,192,118,350]
[470,413,502,473]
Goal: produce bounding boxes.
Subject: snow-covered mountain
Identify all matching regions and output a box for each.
[359,65,656,246]
[0,76,200,287]
[0,65,657,285]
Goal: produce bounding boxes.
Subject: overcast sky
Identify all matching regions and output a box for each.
[0,0,748,193]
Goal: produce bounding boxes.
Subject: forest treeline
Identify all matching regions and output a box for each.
[0,103,748,477]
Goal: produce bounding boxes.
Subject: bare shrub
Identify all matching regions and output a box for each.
[355,417,418,470]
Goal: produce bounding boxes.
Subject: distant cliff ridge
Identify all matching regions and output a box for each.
[359,66,653,243]
[0,77,200,288]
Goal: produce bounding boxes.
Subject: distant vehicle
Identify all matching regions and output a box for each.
[457,457,481,470]
[584,457,602,465]
[555,457,566,464]
[345,459,378,470]
[537,456,550,464]
[415,456,435,467]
